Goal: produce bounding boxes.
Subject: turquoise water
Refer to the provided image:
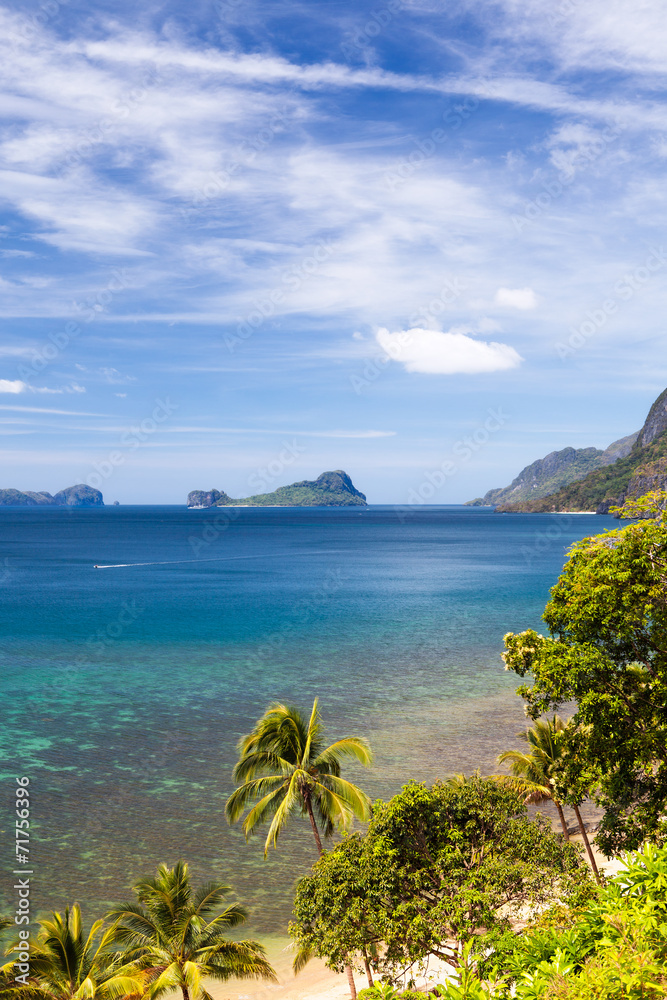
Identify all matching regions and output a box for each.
[0,505,611,933]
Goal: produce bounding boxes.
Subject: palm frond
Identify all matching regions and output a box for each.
[145,961,182,1000]
[205,941,277,983]
[301,699,320,767]
[262,775,303,855]
[192,882,232,919]
[231,751,291,784]
[225,775,287,822]
[242,785,290,841]
[314,736,373,771]
[292,943,313,975]
[316,773,372,823]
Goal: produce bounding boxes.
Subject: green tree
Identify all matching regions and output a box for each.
[289,835,385,989]
[497,716,600,881]
[503,491,667,855]
[226,699,373,999]
[0,904,143,1000]
[108,860,275,1000]
[225,699,373,856]
[290,776,593,984]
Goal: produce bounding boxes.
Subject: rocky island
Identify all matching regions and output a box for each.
[0,484,104,506]
[187,470,366,507]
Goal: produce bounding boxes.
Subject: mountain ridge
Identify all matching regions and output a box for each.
[466,434,638,508]
[495,388,667,513]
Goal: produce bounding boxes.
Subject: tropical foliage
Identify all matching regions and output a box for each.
[226,699,373,856]
[448,842,667,998]
[108,861,275,1000]
[290,775,593,984]
[497,716,600,881]
[503,492,667,854]
[0,904,143,1000]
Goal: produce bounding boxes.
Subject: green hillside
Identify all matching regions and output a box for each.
[187,470,367,508]
[498,390,667,512]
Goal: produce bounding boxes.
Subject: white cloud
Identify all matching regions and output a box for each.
[0,379,26,393]
[375,327,523,374]
[494,287,537,310]
[0,379,86,395]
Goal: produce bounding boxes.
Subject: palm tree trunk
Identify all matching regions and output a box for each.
[554,798,570,840]
[345,961,358,1000]
[303,788,324,856]
[181,987,190,1000]
[573,804,601,883]
[364,954,373,987]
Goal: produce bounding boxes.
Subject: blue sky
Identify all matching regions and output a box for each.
[1,0,667,503]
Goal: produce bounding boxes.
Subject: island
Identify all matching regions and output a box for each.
[0,484,104,507]
[466,385,667,515]
[187,470,366,507]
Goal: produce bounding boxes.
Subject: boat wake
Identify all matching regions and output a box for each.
[93,551,341,569]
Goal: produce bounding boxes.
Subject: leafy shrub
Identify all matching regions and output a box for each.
[358,986,401,1000]
[489,843,667,998]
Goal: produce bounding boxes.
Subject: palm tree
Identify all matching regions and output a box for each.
[497,715,601,882]
[226,698,373,1000]
[108,861,276,1000]
[225,698,373,856]
[0,904,143,1000]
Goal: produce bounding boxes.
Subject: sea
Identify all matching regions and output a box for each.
[0,504,613,937]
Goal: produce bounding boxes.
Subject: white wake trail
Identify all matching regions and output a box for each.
[93,551,341,569]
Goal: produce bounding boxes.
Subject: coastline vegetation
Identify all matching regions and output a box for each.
[2,490,667,1000]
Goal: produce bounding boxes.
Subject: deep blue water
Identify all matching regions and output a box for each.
[0,505,613,933]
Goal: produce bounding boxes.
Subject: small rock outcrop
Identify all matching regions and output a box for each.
[636,388,667,448]
[187,488,233,508]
